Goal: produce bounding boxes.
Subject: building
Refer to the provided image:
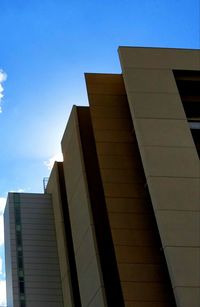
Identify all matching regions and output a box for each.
[4,193,64,307]
[5,47,200,307]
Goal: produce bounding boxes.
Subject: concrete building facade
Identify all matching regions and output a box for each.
[4,47,200,307]
[118,47,200,307]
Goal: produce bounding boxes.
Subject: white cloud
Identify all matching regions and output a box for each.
[0,199,6,216]
[0,70,7,112]
[0,280,6,306]
[0,257,2,275]
[0,198,6,246]
[0,70,7,83]
[44,152,63,170]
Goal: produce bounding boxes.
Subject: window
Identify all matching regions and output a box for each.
[19,281,25,293]
[16,225,21,231]
[174,70,200,158]
[13,193,26,306]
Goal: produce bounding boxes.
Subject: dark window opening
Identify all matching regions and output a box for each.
[17,250,23,257]
[19,281,25,293]
[174,70,200,158]
[16,235,22,246]
[191,129,200,157]
[13,193,26,306]
[18,257,23,269]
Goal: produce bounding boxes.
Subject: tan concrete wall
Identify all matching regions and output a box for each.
[61,107,107,307]
[46,163,74,307]
[119,47,200,307]
[86,73,175,306]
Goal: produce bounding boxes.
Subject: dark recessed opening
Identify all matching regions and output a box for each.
[174,70,200,158]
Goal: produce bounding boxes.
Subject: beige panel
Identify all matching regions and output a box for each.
[85,73,125,95]
[90,105,130,118]
[62,137,85,201]
[118,263,166,282]
[94,129,134,143]
[134,118,194,147]
[123,68,178,93]
[86,73,123,84]
[66,175,92,252]
[88,94,128,107]
[66,206,90,255]
[61,109,88,202]
[164,247,200,287]
[115,245,162,264]
[174,287,200,307]
[106,197,151,214]
[127,92,186,119]
[147,177,200,211]
[125,302,173,307]
[55,223,69,280]
[78,256,103,307]
[96,142,137,156]
[118,47,200,70]
[75,226,98,277]
[121,281,171,301]
[100,168,144,184]
[103,182,145,198]
[62,274,74,307]
[140,146,199,178]
[91,116,132,130]
[85,80,125,95]
[61,107,106,306]
[108,212,154,230]
[61,105,79,150]
[46,164,73,307]
[155,211,200,246]
[111,228,159,246]
[88,287,107,307]
[98,154,141,170]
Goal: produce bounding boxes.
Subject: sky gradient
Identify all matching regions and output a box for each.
[0,0,199,304]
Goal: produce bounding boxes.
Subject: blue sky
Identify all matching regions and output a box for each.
[0,0,199,304]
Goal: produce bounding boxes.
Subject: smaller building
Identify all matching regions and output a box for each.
[4,193,63,307]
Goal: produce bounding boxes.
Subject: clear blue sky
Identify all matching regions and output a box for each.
[0,0,199,304]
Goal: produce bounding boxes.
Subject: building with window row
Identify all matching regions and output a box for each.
[4,47,200,307]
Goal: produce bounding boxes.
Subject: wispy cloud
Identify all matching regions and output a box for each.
[0,257,2,275]
[44,152,63,170]
[0,70,7,113]
[0,198,6,246]
[0,280,6,306]
[0,198,6,215]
